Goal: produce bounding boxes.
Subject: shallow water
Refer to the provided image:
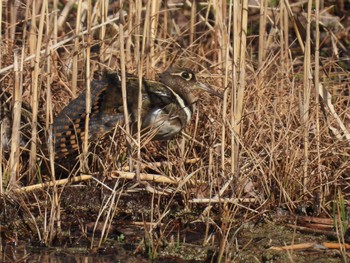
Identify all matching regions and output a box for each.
[0,244,147,263]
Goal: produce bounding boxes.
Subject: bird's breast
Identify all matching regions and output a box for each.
[142,104,192,140]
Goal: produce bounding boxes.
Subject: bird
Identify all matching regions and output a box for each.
[0,90,39,154]
[52,67,222,160]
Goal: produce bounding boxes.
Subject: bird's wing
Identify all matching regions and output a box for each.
[144,80,178,107]
[53,79,122,157]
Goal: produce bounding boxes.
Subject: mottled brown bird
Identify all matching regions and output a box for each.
[0,91,37,153]
[52,68,222,159]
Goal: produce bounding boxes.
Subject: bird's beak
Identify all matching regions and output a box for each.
[195,82,223,99]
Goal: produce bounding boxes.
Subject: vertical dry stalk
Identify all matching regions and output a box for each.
[83,0,92,169]
[302,0,313,192]
[47,80,55,176]
[224,0,233,194]
[230,0,248,176]
[8,51,22,188]
[258,0,267,67]
[161,2,167,65]
[125,2,134,66]
[9,0,18,44]
[230,1,239,176]
[149,0,159,70]
[143,0,152,78]
[135,0,142,179]
[46,0,58,128]
[280,0,290,74]
[138,1,155,239]
[220,4,249,256]
[314,0,322,186]
[44,10,57,242]
[29,0,46,181]
[0,0,2,69]
[189,0,196,52]
[257,0,267,116]
[135,0,142,68]
[52,0,58,43]
[279,0,285,95]
[99,0,108,63]
[213,0,226,174]
[29,1,37,57]
[136,0,152,180]
[44,0,61,245]
[224,0,233,175]
[119,1,133,173]
[0,139,2,192]
[72,0,84,98]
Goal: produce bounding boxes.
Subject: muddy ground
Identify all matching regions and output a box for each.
[0,181,349,262]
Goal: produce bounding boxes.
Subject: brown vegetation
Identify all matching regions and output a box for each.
[0,0,350,261]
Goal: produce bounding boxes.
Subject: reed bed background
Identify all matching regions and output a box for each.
[0,0,349,261]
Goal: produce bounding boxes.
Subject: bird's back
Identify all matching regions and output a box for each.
[53,77,124,159]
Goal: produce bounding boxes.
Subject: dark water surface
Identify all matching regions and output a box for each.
[0,244,148,263]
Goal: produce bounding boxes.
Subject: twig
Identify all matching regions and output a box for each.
[270,242,350,251]
[14,175,93,193]
[111,170,178,184]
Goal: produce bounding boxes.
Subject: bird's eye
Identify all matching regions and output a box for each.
[181,71,192,81]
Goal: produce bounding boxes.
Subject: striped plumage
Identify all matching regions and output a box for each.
[52,68,221,159]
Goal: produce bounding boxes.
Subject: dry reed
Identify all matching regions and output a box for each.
[0,0,349,260]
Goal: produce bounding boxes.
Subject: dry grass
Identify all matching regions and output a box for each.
[1,0,350,261]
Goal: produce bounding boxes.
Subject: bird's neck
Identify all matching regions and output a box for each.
[172,86,196,112]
